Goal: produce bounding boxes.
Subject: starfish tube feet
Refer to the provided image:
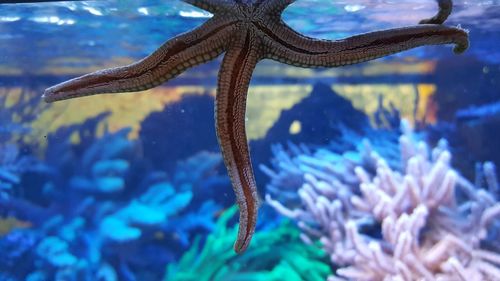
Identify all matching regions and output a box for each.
[420,0,453,25]
[216,30,261,253]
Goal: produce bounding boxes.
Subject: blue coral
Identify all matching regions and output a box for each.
[0,111,228,280]
[100,181,193,242]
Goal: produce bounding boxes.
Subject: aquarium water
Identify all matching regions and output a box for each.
[0,1,499,280]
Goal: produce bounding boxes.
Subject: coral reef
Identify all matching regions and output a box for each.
[265,122,500,280]
[164,206,332,281]
[0,113,226,281]
[1,1,499,279]
[261,124,400,210]
[259,83,369,145]
[251,82,374,193]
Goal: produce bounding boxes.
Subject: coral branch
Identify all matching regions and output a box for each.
[265,122,500,280]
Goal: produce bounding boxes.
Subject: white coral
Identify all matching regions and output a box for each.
[265,125,500,281]
[352,135,457,221]
[337,204,500,281]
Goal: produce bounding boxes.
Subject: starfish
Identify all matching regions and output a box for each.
[43,0,469,253]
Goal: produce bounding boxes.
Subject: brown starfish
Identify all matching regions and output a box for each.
[43,0,469,253]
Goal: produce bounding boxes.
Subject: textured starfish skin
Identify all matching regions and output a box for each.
[43,0,469,253]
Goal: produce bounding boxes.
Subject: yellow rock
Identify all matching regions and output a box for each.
[246,85,311,140]
[332,83,437,127]
[30,86,210,143]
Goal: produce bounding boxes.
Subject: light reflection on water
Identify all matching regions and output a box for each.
[0,0,499,70]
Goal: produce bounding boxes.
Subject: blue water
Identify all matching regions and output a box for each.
[2,0,499,69]
[1,1,499,281]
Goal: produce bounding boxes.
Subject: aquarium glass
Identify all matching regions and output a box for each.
[1,1,499,280]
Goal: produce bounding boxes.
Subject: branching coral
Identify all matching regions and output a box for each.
[164,206,332,281]
[260,125,400,211]
[0,115,226,281]
[265,122,500,280]
[100,181,193,242]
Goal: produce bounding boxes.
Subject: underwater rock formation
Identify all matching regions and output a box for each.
[426,99,500,182]
[265,122,500,280]
[251,82,373,193]
[427,56,500,180]
[433,56,499,121]
[139,94,219,172]
[258,82,369,146]
[455,102,500,176]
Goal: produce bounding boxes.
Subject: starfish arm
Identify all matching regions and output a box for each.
[261,23,468,68]
[43,17,236,102]
[420,0,453,24]
[181,0,230,14]
[216,31,261,253]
